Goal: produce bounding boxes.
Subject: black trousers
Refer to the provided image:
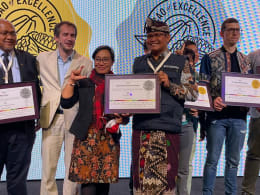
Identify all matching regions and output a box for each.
[81,183,110,195]
[0,126,34,195]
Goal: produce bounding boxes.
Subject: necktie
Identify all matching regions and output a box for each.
[1,52,13,83]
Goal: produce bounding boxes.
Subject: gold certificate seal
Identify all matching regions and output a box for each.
[198,86,206,95]
[251,80,260,89]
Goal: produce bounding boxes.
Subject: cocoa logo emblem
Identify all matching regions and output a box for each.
[135,0,216,62]
[0,0,62,55]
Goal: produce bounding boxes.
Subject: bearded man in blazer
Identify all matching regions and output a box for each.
[0,19,41,195]
[38,21,92,195]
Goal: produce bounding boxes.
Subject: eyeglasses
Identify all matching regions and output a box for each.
[147,32,166,39]
[0,31,17,36]
[224,28,242,33]
[95,57,111,64]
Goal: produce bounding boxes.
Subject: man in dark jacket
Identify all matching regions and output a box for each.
[0,19,41,195]
[131,17,198,195]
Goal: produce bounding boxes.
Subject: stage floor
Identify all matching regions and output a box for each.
[1,177,260,194]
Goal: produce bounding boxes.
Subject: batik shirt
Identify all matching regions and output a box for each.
[199,46,251,120]
[200,46,251,99]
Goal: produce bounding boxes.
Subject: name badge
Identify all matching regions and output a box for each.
[164,65,179,70]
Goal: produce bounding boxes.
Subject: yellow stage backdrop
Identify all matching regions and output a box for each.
[0,0,91,57]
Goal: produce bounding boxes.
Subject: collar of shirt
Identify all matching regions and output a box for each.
[0,49,8,56]
[57,50,75,86]
[0,49,12,63]
[221,45,237,55]
[148,49,170,66]
[221,45,241,72]
[57,49,75,62]
[0,49,21,82]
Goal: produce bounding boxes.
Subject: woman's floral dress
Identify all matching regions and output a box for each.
[69,124,120,183]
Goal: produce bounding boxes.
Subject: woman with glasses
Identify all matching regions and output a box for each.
[61,45,129,195]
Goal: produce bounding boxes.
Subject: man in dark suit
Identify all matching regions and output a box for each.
[0,19,41,195]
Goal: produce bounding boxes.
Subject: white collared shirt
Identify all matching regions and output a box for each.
[0,49,21,83]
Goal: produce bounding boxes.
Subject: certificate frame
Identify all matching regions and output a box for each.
[0,81,39,124]
[104,74,160,114]
[184,82,214,111]
[221,72,260,107]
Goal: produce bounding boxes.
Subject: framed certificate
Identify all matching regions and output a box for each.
[222,72,260,107]
[184,82,214,111]
[104,74,160,114]
[0,82,39,124]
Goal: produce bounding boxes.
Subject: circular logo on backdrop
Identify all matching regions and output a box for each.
[0,0,62,55]
[135,0,216,62]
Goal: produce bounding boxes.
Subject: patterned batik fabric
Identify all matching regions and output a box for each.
[199,47,251,98]
[69,124,120,183]
[132,130,180,195]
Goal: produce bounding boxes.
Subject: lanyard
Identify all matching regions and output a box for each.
[147,51,172,73]
[0,51,13,84]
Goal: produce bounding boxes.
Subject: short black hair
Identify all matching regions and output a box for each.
[183,48,195,62]
[221,18,239,32]
[92,45,115,62]
[184,40,196,47]
[54,21,77,37]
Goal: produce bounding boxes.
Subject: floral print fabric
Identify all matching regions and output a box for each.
[69,124,120,183]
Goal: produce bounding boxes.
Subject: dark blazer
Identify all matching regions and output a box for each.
[61,78,95,140]
[0,49,41,137]
[61,78,125,142]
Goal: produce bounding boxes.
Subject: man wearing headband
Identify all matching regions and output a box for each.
[131,17,198,195]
